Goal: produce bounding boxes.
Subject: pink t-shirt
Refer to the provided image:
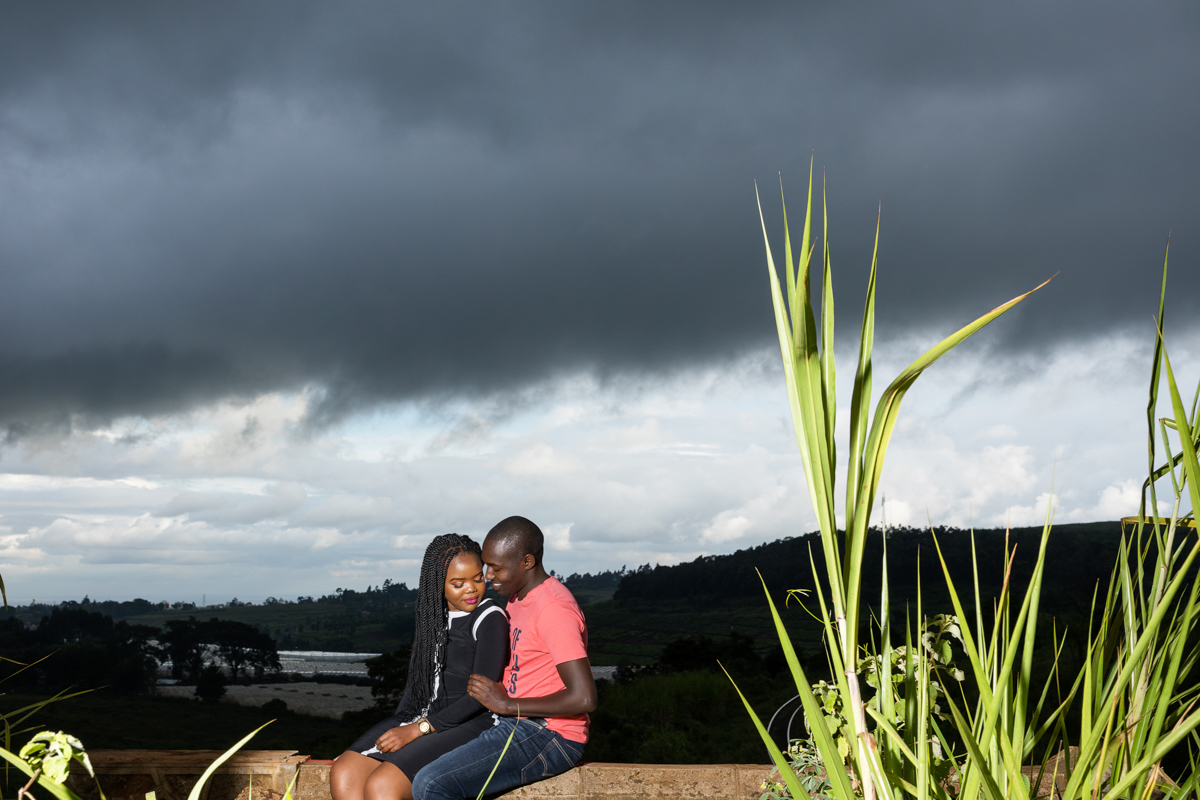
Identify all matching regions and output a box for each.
[502,576,590,743]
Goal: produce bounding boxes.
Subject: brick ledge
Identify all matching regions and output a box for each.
[70,752,776,800]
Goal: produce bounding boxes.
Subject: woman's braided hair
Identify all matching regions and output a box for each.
[403,532,483,716]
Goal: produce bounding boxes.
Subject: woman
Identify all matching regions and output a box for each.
[331,533,508,800]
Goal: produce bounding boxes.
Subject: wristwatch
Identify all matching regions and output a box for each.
[418,719,433,736]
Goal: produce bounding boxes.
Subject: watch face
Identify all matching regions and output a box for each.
[419,720,432,734]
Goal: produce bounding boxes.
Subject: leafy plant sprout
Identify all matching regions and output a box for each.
[0,723,292,800]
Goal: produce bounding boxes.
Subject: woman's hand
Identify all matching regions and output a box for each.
[374,723,422,753]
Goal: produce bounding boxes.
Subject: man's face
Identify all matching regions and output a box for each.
[482,538,527,597]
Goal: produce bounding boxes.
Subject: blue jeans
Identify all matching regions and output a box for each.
[411,717,584,800]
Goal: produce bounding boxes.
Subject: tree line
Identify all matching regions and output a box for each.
[612,520,1129,617]
[558,567,631,591]
[1,607,280,695]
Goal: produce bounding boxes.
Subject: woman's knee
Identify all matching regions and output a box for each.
[364,763,410,800]
[330,756,353,790]
[330,753,372,800]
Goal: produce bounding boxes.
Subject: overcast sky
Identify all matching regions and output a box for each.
[2,2,1198,605]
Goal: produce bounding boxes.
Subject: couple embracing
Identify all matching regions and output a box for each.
[331,515,596,800]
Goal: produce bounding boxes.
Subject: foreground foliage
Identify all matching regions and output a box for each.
[2,722,286,800]
[737,167,1200,799]
[2,691,357,762]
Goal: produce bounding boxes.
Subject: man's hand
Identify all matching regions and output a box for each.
[374,722,423,753]
[467,674,515,715]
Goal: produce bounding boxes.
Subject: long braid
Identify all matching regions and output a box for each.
[401,533,483,717]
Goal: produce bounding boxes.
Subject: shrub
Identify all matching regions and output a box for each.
[195,665,228,704]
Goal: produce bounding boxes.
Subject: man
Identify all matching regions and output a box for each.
[412,516,597,800]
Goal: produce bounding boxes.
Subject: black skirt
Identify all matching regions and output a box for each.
[346,712,496,780]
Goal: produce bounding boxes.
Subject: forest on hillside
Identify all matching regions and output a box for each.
[614,521,1128,616]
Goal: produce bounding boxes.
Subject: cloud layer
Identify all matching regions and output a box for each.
[2,331,1189,604]
[1,3,1197,602]
[1,2,1197,430]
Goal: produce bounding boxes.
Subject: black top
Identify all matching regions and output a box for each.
[395,598,509,731]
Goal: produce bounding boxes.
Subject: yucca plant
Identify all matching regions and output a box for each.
[725,162,1047,800]
[732,165,1200,800]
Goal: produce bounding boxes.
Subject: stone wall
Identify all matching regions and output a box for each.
[70,752,776,800]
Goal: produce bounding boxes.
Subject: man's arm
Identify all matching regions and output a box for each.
[467,657,597,718]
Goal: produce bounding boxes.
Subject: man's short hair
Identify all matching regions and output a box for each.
[486,515,545,565]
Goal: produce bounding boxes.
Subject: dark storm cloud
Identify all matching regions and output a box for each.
[0,1,1197,430]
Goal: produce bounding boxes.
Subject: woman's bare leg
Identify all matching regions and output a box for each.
[364,761,413,800]
[330,752,381,800]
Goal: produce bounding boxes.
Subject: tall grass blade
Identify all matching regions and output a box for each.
[844,212,878,533]
[282,770,298,800]
[1140,240,1170,527]
[475,717,521,800]
[723,668,814,800]
[820,178,837,484]
[938,697,1011,800]
[849,276,1053,555]
[1159,340,1200,516]
[186,722,272,800]
[760,574,857,800]
[0,747,81,800]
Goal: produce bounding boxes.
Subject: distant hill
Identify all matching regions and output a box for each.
[613,521,1129,618]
